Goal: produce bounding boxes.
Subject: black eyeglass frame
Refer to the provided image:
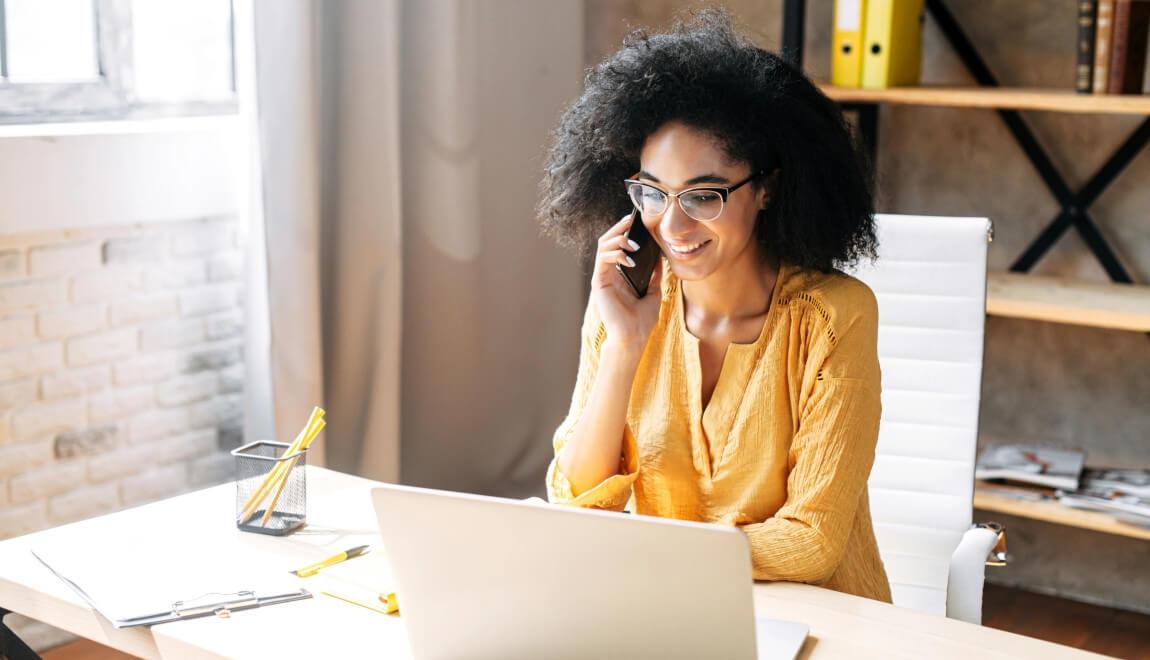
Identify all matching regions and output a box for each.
[623,171,764,221]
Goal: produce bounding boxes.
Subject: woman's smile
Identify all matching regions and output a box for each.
[664,238,712,259]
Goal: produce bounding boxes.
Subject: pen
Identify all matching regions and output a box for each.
[291,545,370,577]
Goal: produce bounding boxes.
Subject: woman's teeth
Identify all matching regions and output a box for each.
[667,240,710,256]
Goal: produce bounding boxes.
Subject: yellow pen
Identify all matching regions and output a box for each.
[291,545,370,577]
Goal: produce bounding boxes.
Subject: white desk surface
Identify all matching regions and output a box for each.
[0,467,1105,659]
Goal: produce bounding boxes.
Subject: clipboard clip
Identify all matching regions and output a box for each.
[172,591,259,619]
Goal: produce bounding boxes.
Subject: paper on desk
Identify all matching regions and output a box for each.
[31,540,307,627]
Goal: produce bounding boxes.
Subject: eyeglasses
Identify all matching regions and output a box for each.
[623,171,762,222]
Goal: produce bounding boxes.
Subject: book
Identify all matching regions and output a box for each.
[860,0,924,89]
[975,444,1085,490]
[1094,0,1116,93]
[832,0,868,87]
[1077,0,1098,93]
[1108,0,1150,93]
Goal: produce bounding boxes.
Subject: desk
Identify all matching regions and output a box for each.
[0,467,1104,659]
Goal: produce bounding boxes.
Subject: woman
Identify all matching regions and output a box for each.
[538,11,891,603]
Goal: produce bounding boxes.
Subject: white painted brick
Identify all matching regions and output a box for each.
[190,394,242,429]
[37,304,107,339]
[114,351,183,385]
[71,266,143,303]
[0,439,53,479]
[121,464,188,506]
[66,327,138,366]
[88,386,155,422]
[11,397,86,438]
[179,285,237,317]
[48,482,121,524]
[130,407,191,443]
[0,378,38,409]
[206,311,243,341]
[103,235,167,264]
[190,451,234,488]
[155,429,217,464]
[10,460,87,504]
[0,343,63,380]
[140,318,205,351]
[0,250,25,281]
[145,260,207,291]
[0,316,36,350]
[219,364,244,394]
[109,295,178,326]
[28,242,101,277]
[54,423,120,458]
[156,372,217,406]
[87,443,151,482]
[0,502,47,541]
[184,341,241,372]
[208,254,243,282]
[0,279,67,313]
[41,365,111,399]
[172,223,232,258]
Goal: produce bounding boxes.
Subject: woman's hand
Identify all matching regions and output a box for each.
[591,213,664,356]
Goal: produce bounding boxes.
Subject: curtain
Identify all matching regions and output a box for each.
[245,0,584,495]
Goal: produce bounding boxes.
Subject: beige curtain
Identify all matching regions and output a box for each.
[246,0,584,494]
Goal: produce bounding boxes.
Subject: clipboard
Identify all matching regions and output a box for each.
[32,550,312,628]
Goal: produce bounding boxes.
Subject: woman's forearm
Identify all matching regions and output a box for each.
[557,339,642,494]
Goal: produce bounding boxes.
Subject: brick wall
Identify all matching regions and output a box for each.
[0,217,245,541]
[1,217,247,650]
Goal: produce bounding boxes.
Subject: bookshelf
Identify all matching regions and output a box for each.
[819,84,1150,116]
[783,0,1150,541]
[974,486,1150,542]
[986,272,1150,332]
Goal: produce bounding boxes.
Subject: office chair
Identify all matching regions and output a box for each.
[847,214,1005,625]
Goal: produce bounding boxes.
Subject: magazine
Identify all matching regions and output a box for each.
[1056,487,1150,522]
[1080,468,1150,499]
[975,444,1085,491]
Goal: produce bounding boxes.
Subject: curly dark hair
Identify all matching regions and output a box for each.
[538,9,876,272]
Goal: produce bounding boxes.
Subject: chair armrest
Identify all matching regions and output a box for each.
[946,525,1002,624]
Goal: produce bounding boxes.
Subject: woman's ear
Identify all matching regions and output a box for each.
[758,169,781,210]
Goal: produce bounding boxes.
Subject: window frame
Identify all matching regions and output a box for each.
[0,0,237,125]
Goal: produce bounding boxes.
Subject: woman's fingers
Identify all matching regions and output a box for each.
[597,214,635,247]
[599,249,634,269]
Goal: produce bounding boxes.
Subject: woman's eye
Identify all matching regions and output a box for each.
[641,189,664,203]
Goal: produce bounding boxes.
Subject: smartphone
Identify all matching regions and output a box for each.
[616,209,661,298]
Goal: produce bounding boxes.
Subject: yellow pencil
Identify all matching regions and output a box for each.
[260,418,325,525]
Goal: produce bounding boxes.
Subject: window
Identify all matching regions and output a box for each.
[0,0,236,124]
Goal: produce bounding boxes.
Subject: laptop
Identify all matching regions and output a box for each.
[371,484,809,660]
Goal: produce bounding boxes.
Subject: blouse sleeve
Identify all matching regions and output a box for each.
[738,294,882,584]
[545,298,639,511]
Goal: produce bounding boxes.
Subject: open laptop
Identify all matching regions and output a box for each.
[371,484,809,660]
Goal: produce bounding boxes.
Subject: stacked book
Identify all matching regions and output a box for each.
[1077,0,1150,94]
[975,444,1150,530]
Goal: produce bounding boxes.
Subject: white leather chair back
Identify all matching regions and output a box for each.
[845,214,991,616]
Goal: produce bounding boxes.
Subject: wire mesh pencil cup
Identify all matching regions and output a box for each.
[231,440,308,536]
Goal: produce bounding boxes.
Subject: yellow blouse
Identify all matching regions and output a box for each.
[546,262,892,603]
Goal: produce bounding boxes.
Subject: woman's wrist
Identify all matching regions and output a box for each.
[601,337,644,371]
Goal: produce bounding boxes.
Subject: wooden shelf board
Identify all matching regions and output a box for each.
[974,487,1150,541]
[819,83,1150,115]
[985,272,1150,332]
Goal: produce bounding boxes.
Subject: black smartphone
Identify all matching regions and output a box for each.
[616,209,660,298]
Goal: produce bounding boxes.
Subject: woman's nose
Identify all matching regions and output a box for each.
[659,200,696,238]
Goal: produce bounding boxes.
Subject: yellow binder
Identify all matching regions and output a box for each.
[861,0,925,89]
[831,0,868,87]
